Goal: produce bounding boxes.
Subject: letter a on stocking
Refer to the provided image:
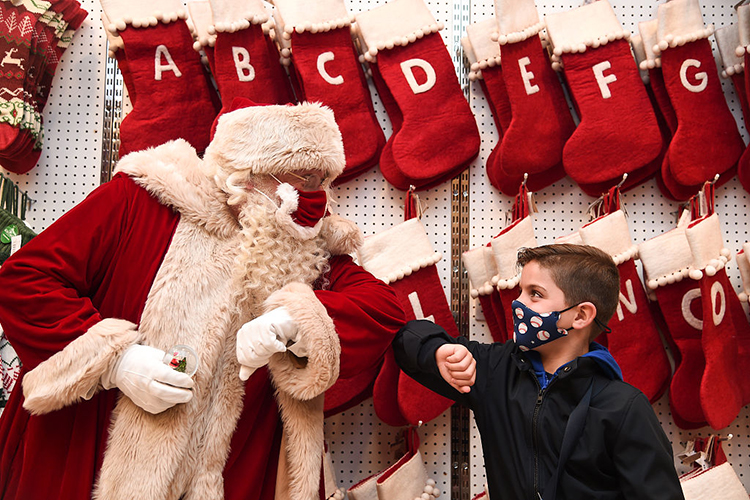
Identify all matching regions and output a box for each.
[100,0,219,156]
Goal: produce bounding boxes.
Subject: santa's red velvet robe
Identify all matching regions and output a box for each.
[0,151,404,499]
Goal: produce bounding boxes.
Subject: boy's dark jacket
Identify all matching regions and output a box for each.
[393,319,684,500]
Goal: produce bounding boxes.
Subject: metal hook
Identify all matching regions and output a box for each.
[616,173,628,189]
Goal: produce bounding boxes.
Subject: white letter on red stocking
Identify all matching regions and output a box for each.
[681,288,703,330]
[154,45,182,81]
[400,59,436,95]
[317,52,344,85]
[710,281,726,326]
[232,47,256,82]
[615,279,638,321]
[680,59,707,93]
[592,61,617,99]
[408,291,435,322]
[518,57,539,95]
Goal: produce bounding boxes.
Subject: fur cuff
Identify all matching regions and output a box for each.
[22,318,142,415]
[266,283,340,401]
[464,18,502,81]
[319,214,364,256]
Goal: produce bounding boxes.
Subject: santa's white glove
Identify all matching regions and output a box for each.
[236,307,306,381]
[100,344,194,414]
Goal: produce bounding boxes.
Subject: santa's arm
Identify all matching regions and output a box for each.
[316,255,405,378]
[0,175,144,413]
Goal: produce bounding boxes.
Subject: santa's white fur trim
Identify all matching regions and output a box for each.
[357,218,442,284]
[546,1,630,57]
[355,0,443,63]
[462,245,498,298]
[685,213,732,281]
[115,139,239,239]
[205,102,346,182]
[653,0,713,56]
[265,282,340,400]
[464,18,502,81]
[22,318,142,414]
[490,216,536,289]
[638,226,693,290]
[578,210,638,265]
[100,0,187,33]
[493,0,544,46]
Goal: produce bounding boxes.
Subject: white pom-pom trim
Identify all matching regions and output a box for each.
[493,273,521,291]
[468,55,501,81]
[382,251,442,285]
[652,24,714,56]
[282,14,355,36]
[739,292,749,303]
[638,57,663,71]
[106,9,187,33]
[611,245,639,266]
[207,12,271,35]
[470,281,496,298]
[412,478,441,500]
[721,62,745,78]
[192,34,217,52]
[489,21,546,46]
[552,29,631,56]
[327,488,346,500]
[687,247,731,280]
[365,21,444,63]
[646,267,691,290]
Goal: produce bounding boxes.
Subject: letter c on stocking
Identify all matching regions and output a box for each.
[317,51,344,85]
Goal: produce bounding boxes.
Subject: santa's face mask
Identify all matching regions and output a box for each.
[253,177,329,240]
[511,299,575,352]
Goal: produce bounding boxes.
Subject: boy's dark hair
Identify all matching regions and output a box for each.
[516,244,620,340]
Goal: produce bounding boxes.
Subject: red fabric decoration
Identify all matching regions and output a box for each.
[282,25,385,180]
[497,35,574,182]
[545,2,662,190]
[101,8,219,156]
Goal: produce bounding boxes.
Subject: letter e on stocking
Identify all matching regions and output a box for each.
[518,56,540,95]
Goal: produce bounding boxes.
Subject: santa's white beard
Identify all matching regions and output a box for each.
[231,194,330,322]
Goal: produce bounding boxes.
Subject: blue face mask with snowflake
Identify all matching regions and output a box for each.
[511,300,576,352]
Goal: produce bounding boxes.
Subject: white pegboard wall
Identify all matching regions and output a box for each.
[3,0,750,498]
[467,0,750,497]
[0,0,106,232]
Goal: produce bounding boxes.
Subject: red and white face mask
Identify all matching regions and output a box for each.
[253,177,329,240]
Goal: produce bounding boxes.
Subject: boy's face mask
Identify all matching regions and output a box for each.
[511,299,576,352]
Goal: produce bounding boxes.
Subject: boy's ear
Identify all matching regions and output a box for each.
[571,302,598,331]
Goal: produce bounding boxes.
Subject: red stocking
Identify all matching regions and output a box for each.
[274,0,384,180]
[545,1,662,188]
[359,217,457,426]
[493,0,574,180]
[655,0,744,190]
[356,0,479,190]
[686,213,743,430]
[579,210,671,402]
[639,222,706,428]
[463,244,506,343]
[490,216,536,340]
[100,0,219,156]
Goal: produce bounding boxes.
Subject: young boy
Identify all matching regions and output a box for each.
[393,244,684,500]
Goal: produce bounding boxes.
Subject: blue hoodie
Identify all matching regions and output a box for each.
[527,342,623,389]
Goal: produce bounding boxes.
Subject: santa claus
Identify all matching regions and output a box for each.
[0,102,405,500]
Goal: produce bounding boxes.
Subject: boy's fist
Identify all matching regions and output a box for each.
[435,344,476,393]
